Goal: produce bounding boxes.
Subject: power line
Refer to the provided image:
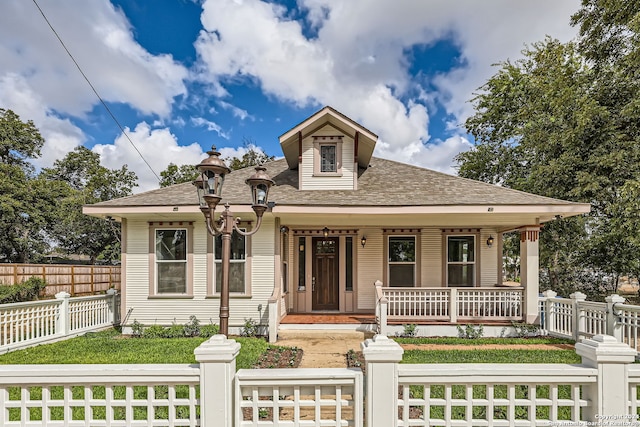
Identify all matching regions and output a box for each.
[31,0,161,182]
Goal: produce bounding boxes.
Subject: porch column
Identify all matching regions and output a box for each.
[519,226,540,323]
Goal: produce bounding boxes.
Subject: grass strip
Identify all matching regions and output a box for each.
[402,349,581,364]
[394,336,574,345]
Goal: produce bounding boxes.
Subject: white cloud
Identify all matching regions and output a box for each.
[194,0,580,171]
[0,73,84,168]
[376,134,473,176]
[0,0,188,165]
[218,101,252,121]
[191,117,230,140]
[217,144,268,163]
[93,122,204,193]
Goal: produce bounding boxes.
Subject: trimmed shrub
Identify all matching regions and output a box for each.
[142,324,166,339]
[163,322,186,338]
[0,277,46,304]
[200,323,220,338]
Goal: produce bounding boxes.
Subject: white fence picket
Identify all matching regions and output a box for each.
[0,292,118,353]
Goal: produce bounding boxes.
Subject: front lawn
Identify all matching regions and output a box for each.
[0,328,276,370]
[397,336,579,364]
[402,348,581,364]
[394,336,574,345]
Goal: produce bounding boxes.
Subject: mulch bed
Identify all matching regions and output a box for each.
[243,346,305,422]
[346,350,366,374]
[252,345,304,369]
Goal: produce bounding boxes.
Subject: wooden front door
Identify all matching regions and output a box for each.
[312,237,339,310]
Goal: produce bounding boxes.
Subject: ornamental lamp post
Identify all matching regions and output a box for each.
[194,146,274,336]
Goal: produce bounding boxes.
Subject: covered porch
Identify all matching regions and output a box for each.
[271,281,530,340]
[269,222,543,340]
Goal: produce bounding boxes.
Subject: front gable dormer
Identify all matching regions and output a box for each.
[279,106,378,190]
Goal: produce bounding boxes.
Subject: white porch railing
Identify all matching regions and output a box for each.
[537,290,638,343]
[1,333,637,427]
[375,281,523,334]
[268,285,287,344]
[0,290,119,353]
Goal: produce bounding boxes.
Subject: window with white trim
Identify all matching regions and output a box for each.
[388,236,416,287]
[155,229,187,294]
[447,235,475,287]
[214,229,247,293]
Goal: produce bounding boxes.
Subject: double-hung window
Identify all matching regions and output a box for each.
[388,236,416,287]
[155,229,187,294]
[447,235,476,287]
[214,229,247,293]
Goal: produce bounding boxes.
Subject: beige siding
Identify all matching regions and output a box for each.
[357,229,383,310]
[420,228,442,286]
[480,228,499,286]
[300,125,355,190]
[123,217,276,328]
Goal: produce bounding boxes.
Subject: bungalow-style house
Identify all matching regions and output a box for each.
[84,107,590,340]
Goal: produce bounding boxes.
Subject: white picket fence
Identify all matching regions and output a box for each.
[0,290,119,353]
[0,333,637,427]
[538,290,640,348]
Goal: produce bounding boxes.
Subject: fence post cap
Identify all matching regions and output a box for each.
[570,291,587,300]
[542,290,557,298]
[374,280,383,287]
[194,334,241,362]
[605,294,625,304]
[361,334,403,362]
[575,334,636,365]
[106,289,117,296]
[55,291,70,299]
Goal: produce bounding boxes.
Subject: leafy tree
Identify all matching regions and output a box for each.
[457,25,640,299]
[158,139,274,187]
[0,109,57,263]
[41,146,138,264]
[0,108,44,169]
[224,138,275,171]
[159,163,198,187]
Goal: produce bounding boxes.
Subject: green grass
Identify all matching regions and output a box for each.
[395,336,579,364]
[394,336,574,345]
[0,328,276,423]
[0,328,269,370]
[402,349,581,364]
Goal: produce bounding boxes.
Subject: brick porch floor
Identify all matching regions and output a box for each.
[280,313,376,325]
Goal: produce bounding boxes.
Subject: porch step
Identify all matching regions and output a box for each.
[277,329,374,341]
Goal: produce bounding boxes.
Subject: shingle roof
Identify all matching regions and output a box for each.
[91,157,579,208]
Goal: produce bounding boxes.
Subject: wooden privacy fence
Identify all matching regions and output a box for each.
[0,264,120,296]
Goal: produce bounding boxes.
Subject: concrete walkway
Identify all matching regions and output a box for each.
[276,330,374,368]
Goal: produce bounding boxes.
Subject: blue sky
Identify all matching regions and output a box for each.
[0,0,580,192]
